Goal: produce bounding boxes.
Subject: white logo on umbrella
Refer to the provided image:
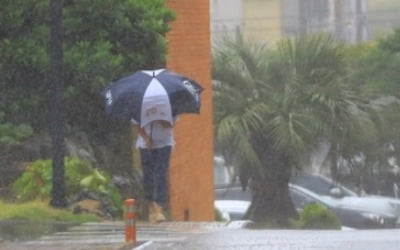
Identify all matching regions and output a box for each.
[183,80,197,95]
[106,89,112,105]
[183,80,200,102]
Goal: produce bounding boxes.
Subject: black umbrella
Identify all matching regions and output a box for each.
[101,68,203,126]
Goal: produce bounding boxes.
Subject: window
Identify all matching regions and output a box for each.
[290,189,318,208]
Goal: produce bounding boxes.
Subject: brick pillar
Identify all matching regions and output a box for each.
[166,0,214,221]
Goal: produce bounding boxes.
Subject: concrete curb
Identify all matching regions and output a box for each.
[117,240,152,250]
[117,242,136,250]
[133,241,153,250]
[226,220,253,229]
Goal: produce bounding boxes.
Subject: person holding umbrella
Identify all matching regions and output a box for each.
[102,68,203,222]
[132,117,176,223]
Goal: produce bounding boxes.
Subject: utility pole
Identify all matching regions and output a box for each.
[299,0,308,36]
[49,0,67,208]
[333,0,343,41]
[355,0,368,43]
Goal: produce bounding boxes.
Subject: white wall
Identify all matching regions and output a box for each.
[210,0,243,45]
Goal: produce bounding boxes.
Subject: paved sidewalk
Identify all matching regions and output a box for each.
[0,221,229,250]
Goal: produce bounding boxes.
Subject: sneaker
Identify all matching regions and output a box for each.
[153,202,166,222]
[148,202,157,223]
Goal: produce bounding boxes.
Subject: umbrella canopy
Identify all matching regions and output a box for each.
[101,68,203,126]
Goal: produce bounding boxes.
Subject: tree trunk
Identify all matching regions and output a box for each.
[49,0,67,208]
[248,140,298,227]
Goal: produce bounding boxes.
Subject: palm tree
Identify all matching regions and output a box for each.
[212,33,371,226]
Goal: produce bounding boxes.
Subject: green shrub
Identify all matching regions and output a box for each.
[291,203,341,230]
[12,157,91,200]
[79,168,123,217]
[12,157,123,217]
[12,159,53,201]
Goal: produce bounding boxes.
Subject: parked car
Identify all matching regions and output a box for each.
[290,184,398,229]
[215,184,399,229]
[291,173,400,226]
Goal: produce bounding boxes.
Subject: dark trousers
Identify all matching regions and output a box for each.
[140,146,172,206]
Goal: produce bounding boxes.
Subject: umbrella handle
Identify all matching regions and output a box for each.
[150,122,153,140]
[147,122,153,150]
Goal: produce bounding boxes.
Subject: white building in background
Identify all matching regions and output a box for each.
[210,0,375,46]
[368,0,400,39]
[210,0,243,45]
[333,0,369,43]
[282,0,368,44]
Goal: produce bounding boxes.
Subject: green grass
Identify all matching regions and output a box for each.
[0,199,101,223]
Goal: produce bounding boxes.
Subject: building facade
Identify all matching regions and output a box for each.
[210,0,243,45]
[282,0,368,44]
[243,0,282,46]
[210,0,400,46]
[368,0,400,39]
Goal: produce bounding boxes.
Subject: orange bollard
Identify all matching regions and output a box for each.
[124,198,136,244]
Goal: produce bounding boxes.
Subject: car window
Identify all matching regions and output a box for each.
[291,174,357,197]
[290,188,318,208]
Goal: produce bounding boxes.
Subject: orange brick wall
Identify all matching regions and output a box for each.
[166,0,214,221]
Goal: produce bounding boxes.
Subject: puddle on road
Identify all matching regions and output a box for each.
[0,220,77,241]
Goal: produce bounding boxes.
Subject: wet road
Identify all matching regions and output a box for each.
[147,227,400,250]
